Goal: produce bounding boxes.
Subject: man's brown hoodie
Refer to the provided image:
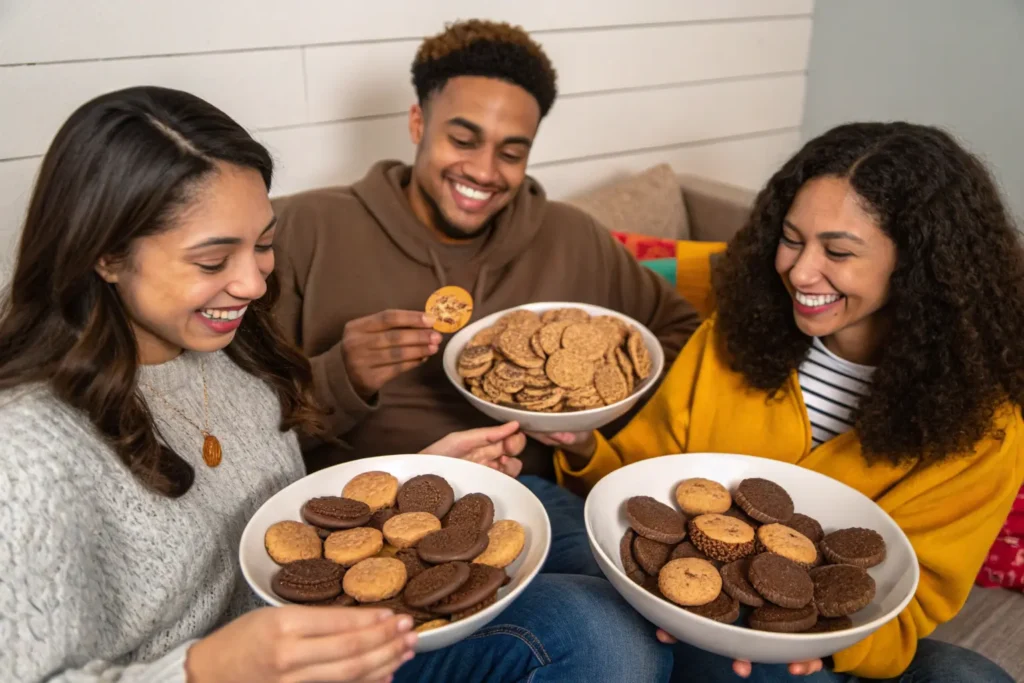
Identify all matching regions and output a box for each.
[273,161,700,479]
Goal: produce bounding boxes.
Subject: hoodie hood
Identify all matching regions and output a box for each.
[350,160,549,298]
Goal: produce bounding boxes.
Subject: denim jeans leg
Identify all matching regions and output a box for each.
[518,475,603,577]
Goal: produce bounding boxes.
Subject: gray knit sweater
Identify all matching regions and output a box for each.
[0,351,305,682]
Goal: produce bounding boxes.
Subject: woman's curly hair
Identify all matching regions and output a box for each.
[715,121,1024,465]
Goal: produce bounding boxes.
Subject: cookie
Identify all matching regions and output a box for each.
[723,506,759,528]
[733,478,794,524]
[367,506,399,532]
[803,615,854,633]
[614,347,635,393]
[403,561,472,607]
[311,592,357,607]
[624,496,687,544]
[675,478,733,516]
[264,521,323,564]
[541,307,590,324]
[418,525,489,564]
[397,474,455,519]
[785,513,824,544]
[819,528,886,569]
[481,375,515,403]
[810,564,876,617]
[376,543,399,558]
[748,553,814,609]
[396,547,431,580]
[467,327,498,348]
[620,529,646,584]
[545,349,596,390]
[686,592,741,624]
[632,534,674,575]
[594,362,629,405]
[498,309,543,333]
[720,557,764,607]
[688,513,755,563]
[415,618,451,633]
[358,596,435,624]
[521,372,555,389]
[425,286,473,333]
[472,520,526,569]
[343,472,400,512]
[529,329,547,359]
[749,603,818,633]
[324,527,384,567]
[443,493,495,533]
[429,563,506,615]
[756,523,819,569]
[383,511,442,549]
[516,389,565,412]
[486,370,525,395]
[538,321,572,355]
[457,345,494,379]
[627,330,653,380]
[301,496,371,530]
[658,558,722,607]
[342,557,408,603]
[497,327,545,369]
[641,572,665,599]
[271,558,343,603]
[670,541,722,569]
[562,323,610,361]
[451,592,498,621]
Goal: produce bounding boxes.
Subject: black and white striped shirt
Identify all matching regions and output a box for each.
[797,338,875,447]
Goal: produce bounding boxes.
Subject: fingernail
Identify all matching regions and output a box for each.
[404,633,418,648]
[378,610,395,621]
[397,615,413,631]
[431,333,442,343]
[403,649,415,662]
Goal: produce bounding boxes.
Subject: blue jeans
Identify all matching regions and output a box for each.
[670,637,1013,682]
[519,475,603,577]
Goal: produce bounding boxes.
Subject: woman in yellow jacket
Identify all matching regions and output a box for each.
[549,122,1023,683]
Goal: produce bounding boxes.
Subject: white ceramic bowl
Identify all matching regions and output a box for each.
[443,302,665,433]
[585,453,919,664]
[240,454,551,652]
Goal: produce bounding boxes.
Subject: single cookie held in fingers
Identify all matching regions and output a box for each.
[264,520,323,564]
[733,478,794,524]
[748,553,814,609]
[301,496,371,530]
[756,523,819,569]
[819,528,887,569]
[719,557,764,607]
[688,513,755,563]
[324,527,384,567]
[658,558,722,607]
[383,511,442,549]
[749,603,818,633]
[342,557,408,603]
[426,286,473,333]
[675,478,732,516]
[443,493,495,533]
[418,525,489,564]
[810,564,876,617]
[403,561,472,608]
[271,558,343,603]
[632,534,674,576]
[625,496,687,544]
[342,471,400,512]
[473,520,526,569]
[397,474,455,519]
[620,529,646,584]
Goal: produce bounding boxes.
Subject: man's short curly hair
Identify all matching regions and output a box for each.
[715,121,1024,465]
[412,19,557,118]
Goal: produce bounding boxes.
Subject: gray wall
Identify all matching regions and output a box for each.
[802,0,1024,224]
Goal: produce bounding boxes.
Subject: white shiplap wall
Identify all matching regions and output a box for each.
[0,0,813,265]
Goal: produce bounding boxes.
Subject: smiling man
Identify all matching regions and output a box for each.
[272,20,699,481]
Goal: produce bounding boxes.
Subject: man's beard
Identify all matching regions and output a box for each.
[417,180,493,241]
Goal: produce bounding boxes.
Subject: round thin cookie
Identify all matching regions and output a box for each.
[594,362,629,405]
[620,528,646,585]
[271,558,343,603]
[819,528,887,569]
[785,513,825,544]
[627,329,653,380]
[403,561,472,608]
[264,521,322,564]
[632,534,674,576]
[497,326,545,369]
[756,523,819,569]
[396,548,431,580]
[624,496,687,544]
[688,513,755,563]
[342,471,400,512]
[418,525,489,564]
[324,527,384,567]
[301,497,371,530]
[675,478,732,516]
[810,564,876,617]
[561,323,610,361]
[472,520,526,569]
[343,557,408,603]
[458,345,494,379]
[720,557,764,607]
[685,592,740,624]
[748,553,814,609]
[415,618,450,633]
[443,493,495,533]
[733,478,795,524]
[397,474,455,519]
[803,616,854,633]
[429,563,506,615]
[658,558,722,607]
[749,603,818,633]
[670,541,722,569]
[425,286,473,333]
[545,349,596,390]
[382,511,442,549]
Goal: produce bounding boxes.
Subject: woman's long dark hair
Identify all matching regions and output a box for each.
[715,122,1024,464]
[0,86,324,497]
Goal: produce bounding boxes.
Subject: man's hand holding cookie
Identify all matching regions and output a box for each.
[342,310,442,400]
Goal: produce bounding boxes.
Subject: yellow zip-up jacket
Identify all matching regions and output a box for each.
[556,318,1024,678]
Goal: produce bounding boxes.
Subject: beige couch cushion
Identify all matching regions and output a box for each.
[567,163,689,240]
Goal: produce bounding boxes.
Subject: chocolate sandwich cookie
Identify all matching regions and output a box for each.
[785,513,824,544]
[756,523,819,569]
[417,525,489,564]
[685,592,741,624]
[624,496,687,544]
[397,474,455,519]
[820,528,887,569]
[429,563,506,615]
[733,478,794,524]
[688,513,755,563]
[810,564,876,617]
[620,529,646,585]
[803,615,854,633]
[748,553,813,609]
[396,548,431,580]
[272,559,343,603]
[632,534,674,575]
[658,558,722,607]
[311,592,357,607]
[404,561,472,608]
[301,496,372,530]
[748,603,818,633]
[367,506,398,532]
[720,557,764,607]
[451,592,498,621]
[443,493,494,533]
[670,541,722,569]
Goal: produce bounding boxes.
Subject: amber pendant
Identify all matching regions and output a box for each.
[202,433,223,468]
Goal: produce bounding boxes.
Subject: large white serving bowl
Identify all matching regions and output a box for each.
[585,453,919,664]
[240,454,551,652]
[443,302,665,433]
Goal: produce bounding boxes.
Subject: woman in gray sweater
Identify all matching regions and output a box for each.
[0,87,671,683]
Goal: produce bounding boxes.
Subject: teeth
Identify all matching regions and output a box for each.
[200,306,247,321]
[453,182,492,201]
[795,292,841,308]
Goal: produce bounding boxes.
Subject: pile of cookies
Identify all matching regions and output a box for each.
[620,477,886,633]
[263,471,526,633]
[456,306,653,412]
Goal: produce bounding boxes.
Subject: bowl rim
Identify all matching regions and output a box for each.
[443,301,666,418]
[583,452,921,641]
[238,454,554,636]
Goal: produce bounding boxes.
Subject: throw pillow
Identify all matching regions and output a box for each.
[568,163,689,240]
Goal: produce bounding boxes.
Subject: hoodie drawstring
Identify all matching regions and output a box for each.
[426,247,489,304]
[426,248,447,287]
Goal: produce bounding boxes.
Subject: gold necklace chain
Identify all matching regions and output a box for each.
[142,354,223,467]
